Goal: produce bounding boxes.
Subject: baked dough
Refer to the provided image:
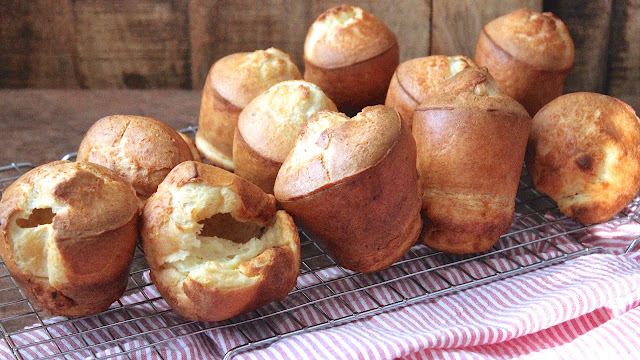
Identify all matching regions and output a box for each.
[233,80,337,193]
[304,5,398,115]
[195,48,302,170]
[385,55,476,129]
[526,92,640,224]
[274,105,422,273]
[141,161,300,321]
[77,115,197,201]
[0,161,139,316]
[475,8,575,116]
[413,67,531,253]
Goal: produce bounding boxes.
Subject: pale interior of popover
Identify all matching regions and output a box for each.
[472,76,501,97]
[446,57,469,77]
[164,183,285,289]
[8,182,67,287]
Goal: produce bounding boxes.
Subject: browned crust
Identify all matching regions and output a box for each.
[385,56,477,129]
[526,92,640,225]
[232,80,337,194]
[77,115,195,199]
[415,66,530,118]
[12,217,138,317]
[482,8,575,71]
[4,220,137,317]
[412,68,532,254]
[385,71,419,130]
[196,82,243,170]
[274,106,403,199]
[141,162,300,321]
[304,43,399,115]
[276,122,421,273]
[475,27,572,116]
[236,80,338,164]
[0,161,139,316]
[413,108,530,253]
[304,5,398,68]
[233,127,282,194]
[209,50,303,108]
[196,49,302,170]
[179,133,203,163]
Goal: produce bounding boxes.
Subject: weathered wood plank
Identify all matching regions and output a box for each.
[189,0,310,90]
[189,1,432,89]
[0,0,79,88]
[1,0,638,98]
[0,89,201,166]
[431,0,543,58]
[74,0,191,89]
[545,0,613,93]
[606,0,640,97]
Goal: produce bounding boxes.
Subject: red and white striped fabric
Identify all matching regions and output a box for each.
[1,217,639,359]
[241,253,640,360]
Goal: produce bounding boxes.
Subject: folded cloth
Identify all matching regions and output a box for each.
[2,216,639,360]
[240,253,640,360]
[235,213,640,360]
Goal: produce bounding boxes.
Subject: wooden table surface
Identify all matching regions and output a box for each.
[0,89,202,167]
[1,90,639,168]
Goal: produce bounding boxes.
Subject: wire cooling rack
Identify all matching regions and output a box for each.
[1,125,634,359]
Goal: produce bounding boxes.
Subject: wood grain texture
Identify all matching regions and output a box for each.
[545,0,613,93]
[74,0,191,89]
[431,0,542,57]
[607,0,640,97]
[189,1,431,89]
[309,1,431,62]
[0,0,638,99]
[189,0,310,89]
[0,90,201,166]
[0,0,79,88]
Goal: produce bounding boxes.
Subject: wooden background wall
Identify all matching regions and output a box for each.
[1,0,638,99]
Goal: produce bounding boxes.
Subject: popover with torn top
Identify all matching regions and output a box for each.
[141,161,300,322]
[0,160,139,316]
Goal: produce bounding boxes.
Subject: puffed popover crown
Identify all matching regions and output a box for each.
[395,55,477,104]
[238,80,337,163]
[209,48,303,108]
[527,92,640,224]
[416,67,529,118]
[77,114,195,199]
[304,5,398,69]
[483,8,574,71]
[274,105,401,200]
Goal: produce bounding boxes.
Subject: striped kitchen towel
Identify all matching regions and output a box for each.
[1,215,639,359]
[239,253,640,360]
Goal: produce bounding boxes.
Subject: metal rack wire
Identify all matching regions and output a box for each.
[0,127,634,359]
